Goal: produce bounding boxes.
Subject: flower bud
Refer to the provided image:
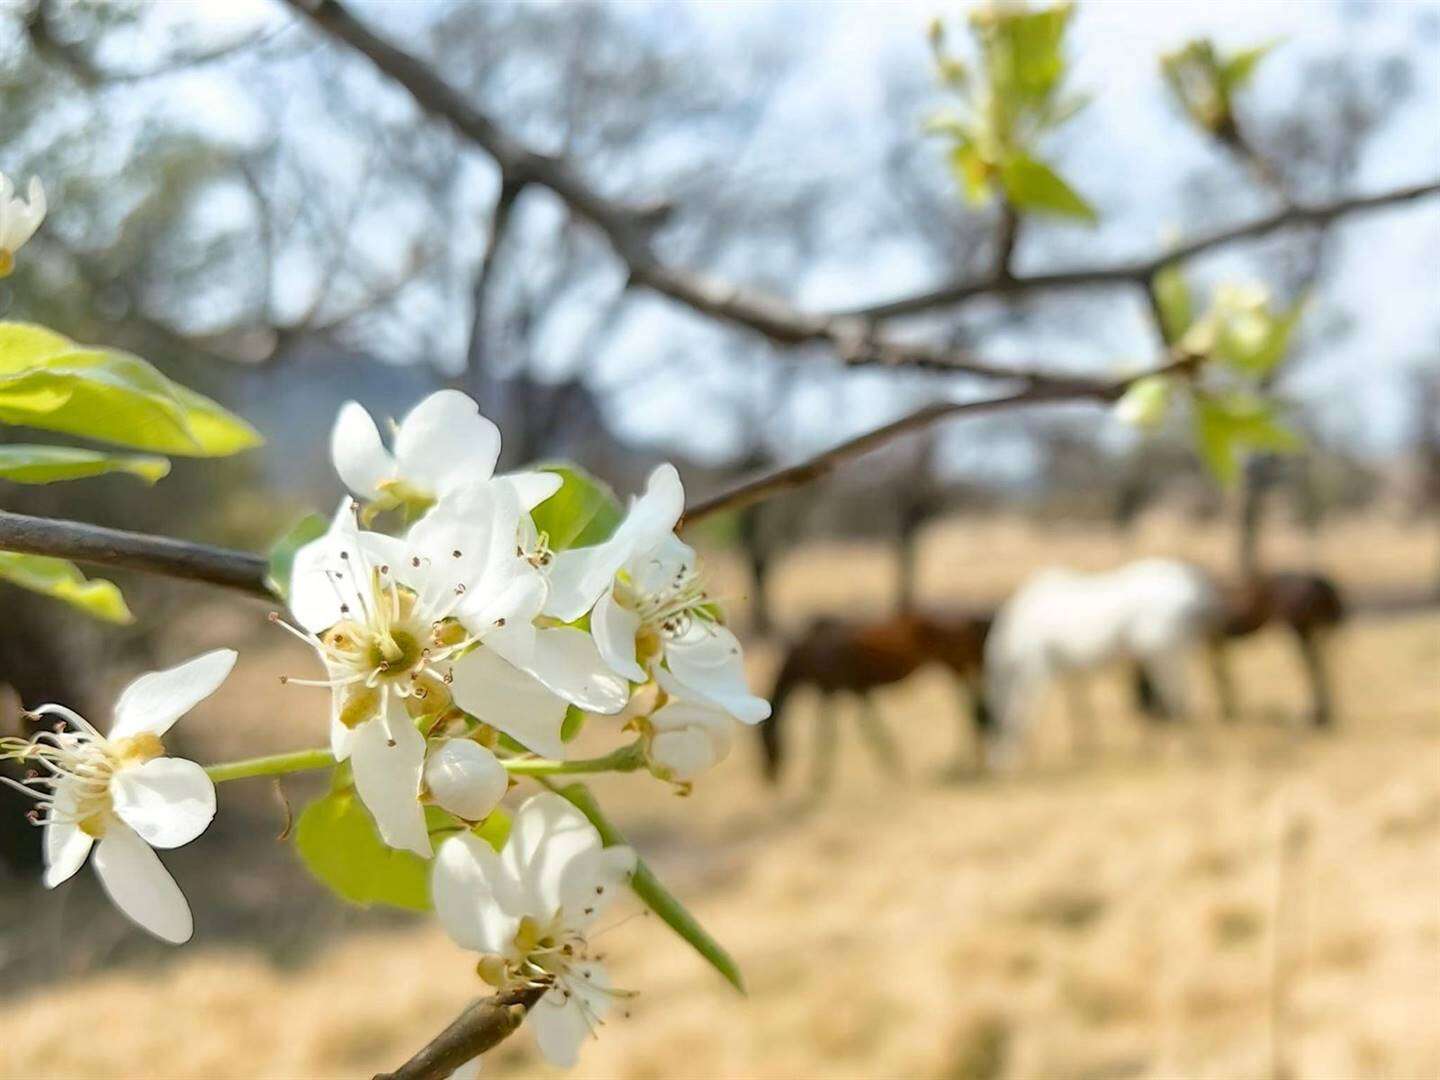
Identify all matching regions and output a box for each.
[646,700,734,783]
[1114,375,1173,430]
[424,738,507,821]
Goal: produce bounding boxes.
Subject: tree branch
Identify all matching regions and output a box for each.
[845,179,1440,321]
[374,983,548,1080]
[0,510,271,599]
[462,178,525,403]
[679,355,1199,526]
[273,0,1115,387]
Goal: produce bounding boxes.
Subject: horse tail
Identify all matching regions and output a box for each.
[759,645,806,783]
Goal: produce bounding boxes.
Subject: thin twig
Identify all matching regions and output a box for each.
[845,179,1440,321]
[680,356,1197,526]
[462,179,526,401]
[0,509,271,599]
[374,983,549,1080]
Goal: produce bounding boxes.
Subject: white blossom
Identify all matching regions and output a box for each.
[0,173,45,278]
[545,464,770,725]
[424,738,508,822]
[0,650,236,943]
[645,698,735,782]
[433,793,636,1069]
[330,390,560,519]
[281,493,626,855]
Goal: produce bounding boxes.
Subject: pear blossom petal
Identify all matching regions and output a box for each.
[111,757,216,849]
[559,845,636,930]
[393,390,502,498]
[648,699,735,782]
[110,649,237,740]
[590,588,644,683]
[289,500,370,633]
[425,740,508,822]
[530,965,614,1068]
[487,626,629,716]
[497,470,563,511]
[543,463,686,622]
[42,813,94,889]
[331,401,394,497]
[350,705,430,857]
[660,623,771,724]
[448,647,569,761]
[92,822,193,944]
[433,832,525,955]
[503,792,607,916]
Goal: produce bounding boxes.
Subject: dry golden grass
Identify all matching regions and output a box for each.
[2,514,1437,1080]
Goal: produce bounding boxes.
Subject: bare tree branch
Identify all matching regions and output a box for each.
[270,0,1131,387]
[679,354,1201,526]
[846,180,1440,321]
[374,983,548,1080]
[0,510,271,599]
[462,178,526,402]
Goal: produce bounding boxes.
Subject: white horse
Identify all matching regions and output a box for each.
[984,558,1222,758]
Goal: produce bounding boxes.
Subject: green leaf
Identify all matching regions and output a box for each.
[529,465,624,551]
[948,142,993,205]
[1216,302,1304,377]
[0,445,171,484]
[999,153,1096,222]
[295,785,462,912]
[976,2,1074,108]
[1194,393,1302,487]
[0,552,132,623]
[1220,42,1275,93]
[472,806,511,852]
[1151,265,1194,345]
[555,782,745,993]
[265,512,330,601]
[561,704,587,744]
[0,321,263,456]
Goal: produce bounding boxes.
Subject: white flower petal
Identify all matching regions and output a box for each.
[43,813,94,889]
[433,832,525,955]
[497,470,563,511]
[288,499,368,633]
[350,705,430,857]
[111,757,216,850]
[503,792,607,917]
[109,649,237,740]
[425,740,508,822]
[543,463,686,622]
[559,845,635,931]
[530,966,613,1068]
[91,822,192,944]
[489,626,629,716]
[591,588,645,683]
[331,401,394,497]
[393,390,502,498]
[648,699,735,782]
[660,623,770,724]
[448,648,568,760]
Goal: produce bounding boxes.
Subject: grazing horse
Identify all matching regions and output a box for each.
[985,558,1222,760]
[1135,570,1345,727]
[758,611,993,789]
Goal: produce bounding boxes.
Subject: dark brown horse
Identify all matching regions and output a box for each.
[1134,570,1345,727]
[759,610,993,788]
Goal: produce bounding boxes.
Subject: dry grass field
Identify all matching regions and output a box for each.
[1,513,1436,1080]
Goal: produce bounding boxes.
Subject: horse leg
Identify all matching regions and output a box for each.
[1144,650,1190,723]
[1296,628,1335,729]
[961,672,992,774]
[810,693,840,796]
[1207,636,1239,722]
[856,695,903,778]
[1063,674,1097,757]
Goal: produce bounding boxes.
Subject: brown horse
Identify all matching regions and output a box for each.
[1134,570,1345,727]
[758,610,993,788]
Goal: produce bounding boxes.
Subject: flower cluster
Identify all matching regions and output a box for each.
[4,388,767,1072]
